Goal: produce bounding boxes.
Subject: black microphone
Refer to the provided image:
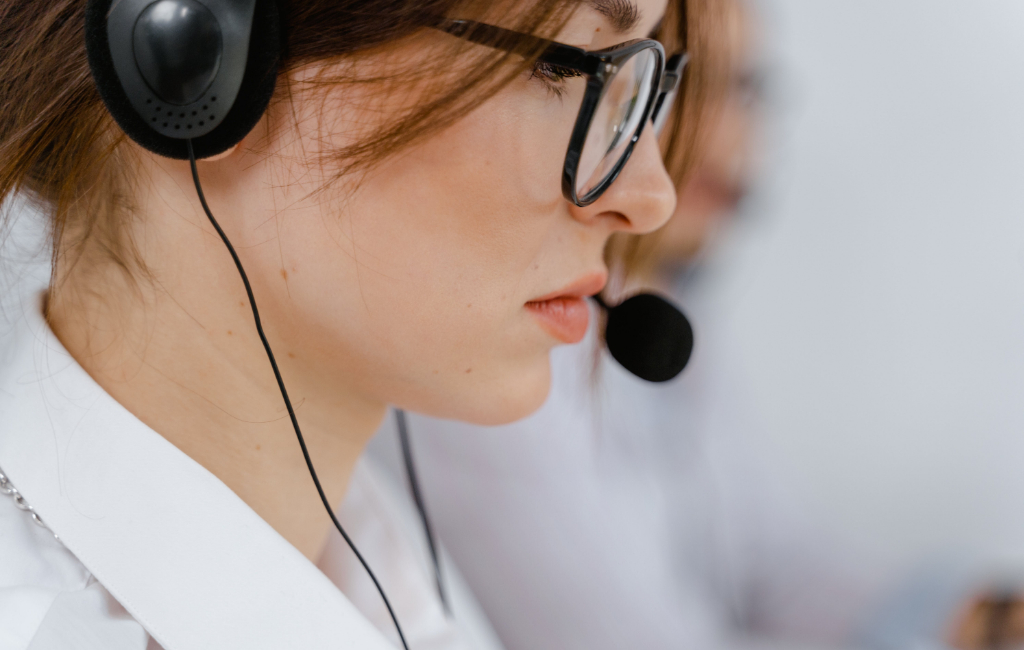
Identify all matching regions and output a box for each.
[594,293,694,382]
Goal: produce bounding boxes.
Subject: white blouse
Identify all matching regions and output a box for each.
[0,291,503,650]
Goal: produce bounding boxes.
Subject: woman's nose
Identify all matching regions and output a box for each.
[569,127,677,234]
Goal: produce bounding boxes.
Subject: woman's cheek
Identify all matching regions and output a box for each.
[284,80,569,418]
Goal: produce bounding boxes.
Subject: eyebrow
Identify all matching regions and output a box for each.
[588,0,643,34]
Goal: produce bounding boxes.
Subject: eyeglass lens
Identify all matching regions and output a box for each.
[575,48,659,199]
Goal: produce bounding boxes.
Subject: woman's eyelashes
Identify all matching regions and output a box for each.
[530,62,584,98]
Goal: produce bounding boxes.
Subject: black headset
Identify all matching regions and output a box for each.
[85,0,279,160]
[83,1,694,645]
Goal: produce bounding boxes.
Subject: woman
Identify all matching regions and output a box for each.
[366,4,774,649]
[371,3,1024,650]
[0,0,695,648]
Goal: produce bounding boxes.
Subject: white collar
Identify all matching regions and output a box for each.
[0,292,396,650]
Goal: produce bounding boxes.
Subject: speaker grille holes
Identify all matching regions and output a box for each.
[145,100,219,132]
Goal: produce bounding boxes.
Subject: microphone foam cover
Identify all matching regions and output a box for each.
[604,293,694,383]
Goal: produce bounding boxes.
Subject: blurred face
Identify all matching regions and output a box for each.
[206,0,675,425]
[654,0,759,266]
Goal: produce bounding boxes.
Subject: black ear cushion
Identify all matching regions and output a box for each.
[85,0,281,160]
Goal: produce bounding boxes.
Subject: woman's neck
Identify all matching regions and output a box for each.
[47,228,387,562]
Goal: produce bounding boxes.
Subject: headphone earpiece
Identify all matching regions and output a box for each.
[85,0,281,160]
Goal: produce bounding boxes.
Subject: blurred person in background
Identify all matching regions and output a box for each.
[369,1,1024,648]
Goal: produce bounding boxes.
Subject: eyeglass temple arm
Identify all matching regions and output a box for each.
[436,19,597,75]
[660,52,690,93]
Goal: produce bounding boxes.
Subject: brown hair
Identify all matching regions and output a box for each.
[0,0,701,284]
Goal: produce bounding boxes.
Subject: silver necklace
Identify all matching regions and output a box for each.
[0,466,58,540]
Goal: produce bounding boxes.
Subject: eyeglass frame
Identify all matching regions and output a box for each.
[439,20,689,207]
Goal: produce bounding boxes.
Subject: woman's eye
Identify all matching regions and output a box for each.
[530,62,583,97]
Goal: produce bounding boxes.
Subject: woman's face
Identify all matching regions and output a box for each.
[205,0,675,426]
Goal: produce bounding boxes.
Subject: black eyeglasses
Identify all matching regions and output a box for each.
[440,20,689,207]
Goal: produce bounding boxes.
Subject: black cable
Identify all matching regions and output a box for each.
[394,409,449,614]
[186,140,410,650]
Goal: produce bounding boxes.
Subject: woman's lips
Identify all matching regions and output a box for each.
[526,297,591,344]
[525,272,607,344]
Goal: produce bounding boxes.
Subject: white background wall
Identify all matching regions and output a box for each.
[705,0,1024,564]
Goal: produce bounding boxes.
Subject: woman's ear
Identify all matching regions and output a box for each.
[200,142,241,162]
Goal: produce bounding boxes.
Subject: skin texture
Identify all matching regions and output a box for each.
[46,0,674,560]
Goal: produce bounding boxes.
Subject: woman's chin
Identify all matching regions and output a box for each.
[472,366,553,426]
[410,357,553,427]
